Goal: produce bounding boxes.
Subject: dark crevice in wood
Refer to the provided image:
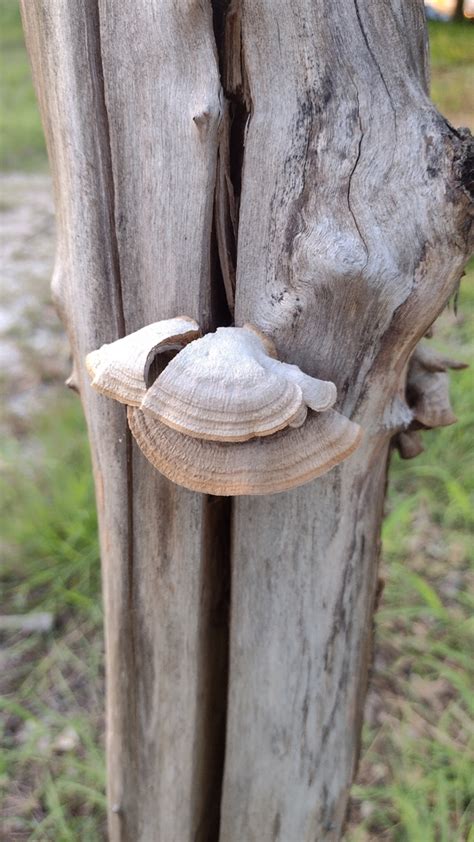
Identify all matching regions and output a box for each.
[211,0,251,318]
[211,0,236,318]
[195,494,232,842]
[211,0,232,80]
[210,204,233,325]
[455,127,474,202]
[347,84,369,265]
[227,98,249,214]
[205,5,248,839]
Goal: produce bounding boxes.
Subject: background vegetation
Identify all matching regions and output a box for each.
[1,3,473,839]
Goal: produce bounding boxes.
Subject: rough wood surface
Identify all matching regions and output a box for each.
[219,2,471,838]
[21,0,472,840]
[20,3,228,841]
[220,2,472,838]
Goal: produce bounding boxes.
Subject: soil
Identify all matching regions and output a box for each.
[0,173,69,433]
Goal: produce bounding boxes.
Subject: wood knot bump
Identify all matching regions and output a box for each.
[86,320,363,495]
[192,100,222,134]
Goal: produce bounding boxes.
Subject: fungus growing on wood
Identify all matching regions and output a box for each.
[396,430,425,460]
[128,406,362,496]
[407,344,467,429]
[395,343,468,460]
[86,318,362,495]
[85,317,200,406]
[141,325,337,441]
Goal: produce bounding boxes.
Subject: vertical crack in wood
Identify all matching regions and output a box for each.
[346,85,369,265]
[211,0,251,318]
[353,0,398,133]
[93,3,139,826]
[195,494,232,842]
[207,4,249,836]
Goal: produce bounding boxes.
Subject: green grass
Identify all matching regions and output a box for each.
[429,20,474,68]
[0,358,103,838]
[0,394,106,840]
[347,263,474,841]
[1,395,100,621]
[428,20,474,126]
[0,1,47,170]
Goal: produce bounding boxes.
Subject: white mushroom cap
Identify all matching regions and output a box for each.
[128,406,362,496]
[140,325,337,442]
[85,317,200,406]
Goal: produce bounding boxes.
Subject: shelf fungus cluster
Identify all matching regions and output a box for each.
[86,319,362,495]
[395,343,467,460]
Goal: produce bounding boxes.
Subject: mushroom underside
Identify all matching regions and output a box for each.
[128,406,362,496]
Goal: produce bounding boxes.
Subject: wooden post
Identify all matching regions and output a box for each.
[21,1,472,839]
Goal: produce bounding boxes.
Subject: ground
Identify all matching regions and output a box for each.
[0,5,473,841]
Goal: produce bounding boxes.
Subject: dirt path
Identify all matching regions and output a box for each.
[0,173,69,433]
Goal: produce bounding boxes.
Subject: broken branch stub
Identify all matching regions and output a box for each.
[86,319,361,495]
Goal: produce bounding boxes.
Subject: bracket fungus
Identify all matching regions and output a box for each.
[141,325,337,441]
[395,343,467,460]
[128,406,361,496]
[86,319,362,495]
[85,316,200,406]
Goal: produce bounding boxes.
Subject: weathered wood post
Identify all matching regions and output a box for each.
[21,1,472,840]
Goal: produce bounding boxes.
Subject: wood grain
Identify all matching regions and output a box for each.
[20,0,472,839]
[220,1,472,838]
[20,3,228,840]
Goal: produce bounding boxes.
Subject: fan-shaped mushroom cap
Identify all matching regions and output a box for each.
[140,325,337,442]
[128,406,362,496]
[85,317,200,406]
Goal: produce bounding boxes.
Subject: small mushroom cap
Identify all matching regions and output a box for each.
[128,406,362,496]
[141,325,337,442]
[395,430,424,460]
[86,317,200,406]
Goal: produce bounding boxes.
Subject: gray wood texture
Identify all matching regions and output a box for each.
[221,3,472,838]
[20,3,228,840]
[21,0,472,839]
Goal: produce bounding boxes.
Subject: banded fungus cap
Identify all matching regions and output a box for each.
[128,406,362,496]
[140,325,337,442]
[85,316,200,406]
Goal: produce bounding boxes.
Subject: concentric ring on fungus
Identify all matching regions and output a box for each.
[140,325,337,442]
[128,406,362,496]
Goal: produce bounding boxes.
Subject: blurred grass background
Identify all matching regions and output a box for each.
[0,2,473,840]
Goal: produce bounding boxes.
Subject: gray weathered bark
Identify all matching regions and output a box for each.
[21,1,472,840]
